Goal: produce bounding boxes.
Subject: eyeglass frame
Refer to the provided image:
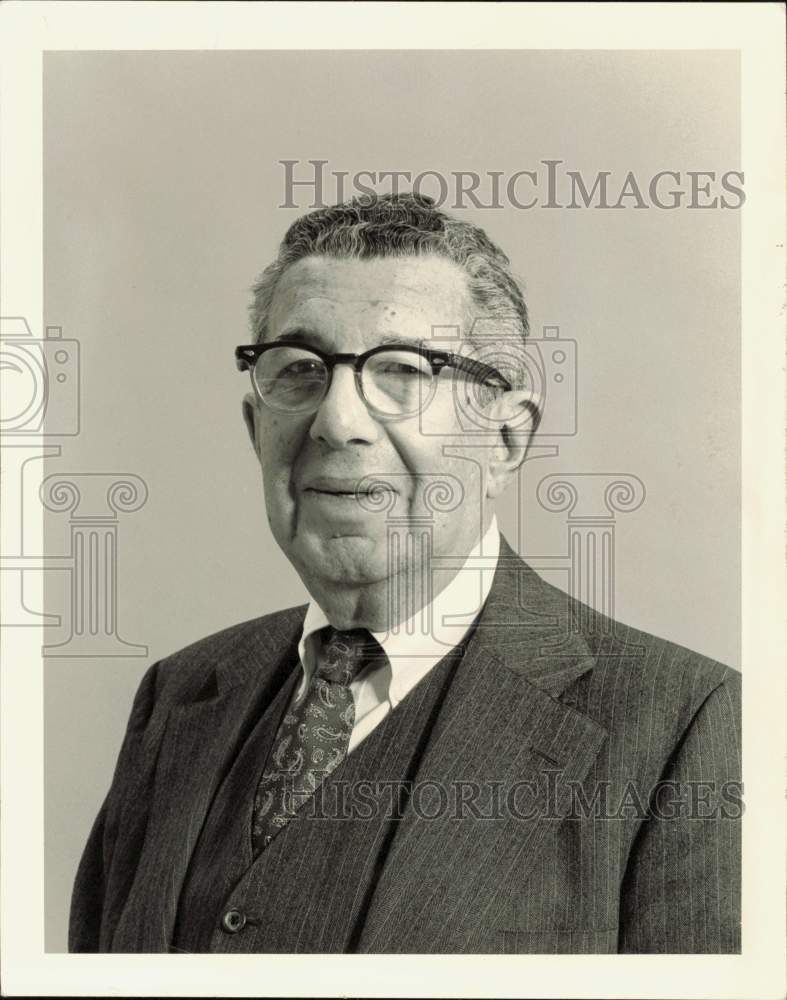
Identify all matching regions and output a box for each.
[235,340,512,417]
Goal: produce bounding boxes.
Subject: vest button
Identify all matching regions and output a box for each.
[221,909,246,933]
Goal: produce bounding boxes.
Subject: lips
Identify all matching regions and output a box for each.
[303,476,387,496]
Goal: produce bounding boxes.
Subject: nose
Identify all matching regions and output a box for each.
[309,364,380,448]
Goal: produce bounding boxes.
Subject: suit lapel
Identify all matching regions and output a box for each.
[109,609,305,952]
[358,541,608,953]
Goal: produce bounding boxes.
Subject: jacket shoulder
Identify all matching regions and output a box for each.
[498,544,739,716]
[562,593,740,759]
[578,599,738,693]
[513,550,739,702]
[136,603,307,720]
[159,603,307,668]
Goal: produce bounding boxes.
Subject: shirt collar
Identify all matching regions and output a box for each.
[296,516,501,705]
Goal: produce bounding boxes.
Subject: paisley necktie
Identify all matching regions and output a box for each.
[251,626,384,854]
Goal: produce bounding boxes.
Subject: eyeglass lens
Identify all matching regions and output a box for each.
[254,346,433,415]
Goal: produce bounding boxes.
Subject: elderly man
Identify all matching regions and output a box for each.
[69,192,741,954]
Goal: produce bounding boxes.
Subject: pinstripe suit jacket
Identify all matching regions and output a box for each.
[69,539,741,953]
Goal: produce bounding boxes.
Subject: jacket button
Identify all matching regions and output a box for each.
[221,909,246,933]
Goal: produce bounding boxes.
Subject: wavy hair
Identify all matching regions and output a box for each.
[249,192,530,387]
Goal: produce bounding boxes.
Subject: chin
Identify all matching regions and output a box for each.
[292,532,390,586]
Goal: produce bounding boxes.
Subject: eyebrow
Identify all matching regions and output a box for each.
[273,328,427,349]
[273,328,318,345]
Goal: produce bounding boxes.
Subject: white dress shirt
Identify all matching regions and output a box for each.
[293,516,502,752]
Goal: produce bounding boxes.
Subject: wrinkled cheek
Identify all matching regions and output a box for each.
[261,476,296,541]
[257,451,297,544]
[257,418,305,528]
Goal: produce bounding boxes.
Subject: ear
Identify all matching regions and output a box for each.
[484,389,542,500]
[242,392,260,453]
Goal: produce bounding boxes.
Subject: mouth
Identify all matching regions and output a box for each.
[305,489,359,499]
[300,476,400,514]
[303,476,394,498]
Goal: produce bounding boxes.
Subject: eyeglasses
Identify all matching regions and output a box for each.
[235,341,511,417]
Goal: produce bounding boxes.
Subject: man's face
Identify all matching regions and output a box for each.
[244,254,518,595]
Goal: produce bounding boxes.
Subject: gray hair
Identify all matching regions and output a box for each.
[249,191,530,387]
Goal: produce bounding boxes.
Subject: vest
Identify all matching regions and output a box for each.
[170,645,463,953]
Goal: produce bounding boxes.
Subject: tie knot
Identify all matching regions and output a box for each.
[317,627,383,685]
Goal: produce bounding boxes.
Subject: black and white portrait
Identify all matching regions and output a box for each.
[1,4,784,998]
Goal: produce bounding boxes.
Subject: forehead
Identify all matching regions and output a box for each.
[267,254,473,343]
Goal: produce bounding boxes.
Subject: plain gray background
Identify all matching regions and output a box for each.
[43,50,740,951]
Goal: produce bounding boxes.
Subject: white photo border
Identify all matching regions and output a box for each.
[1,2,784,997]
